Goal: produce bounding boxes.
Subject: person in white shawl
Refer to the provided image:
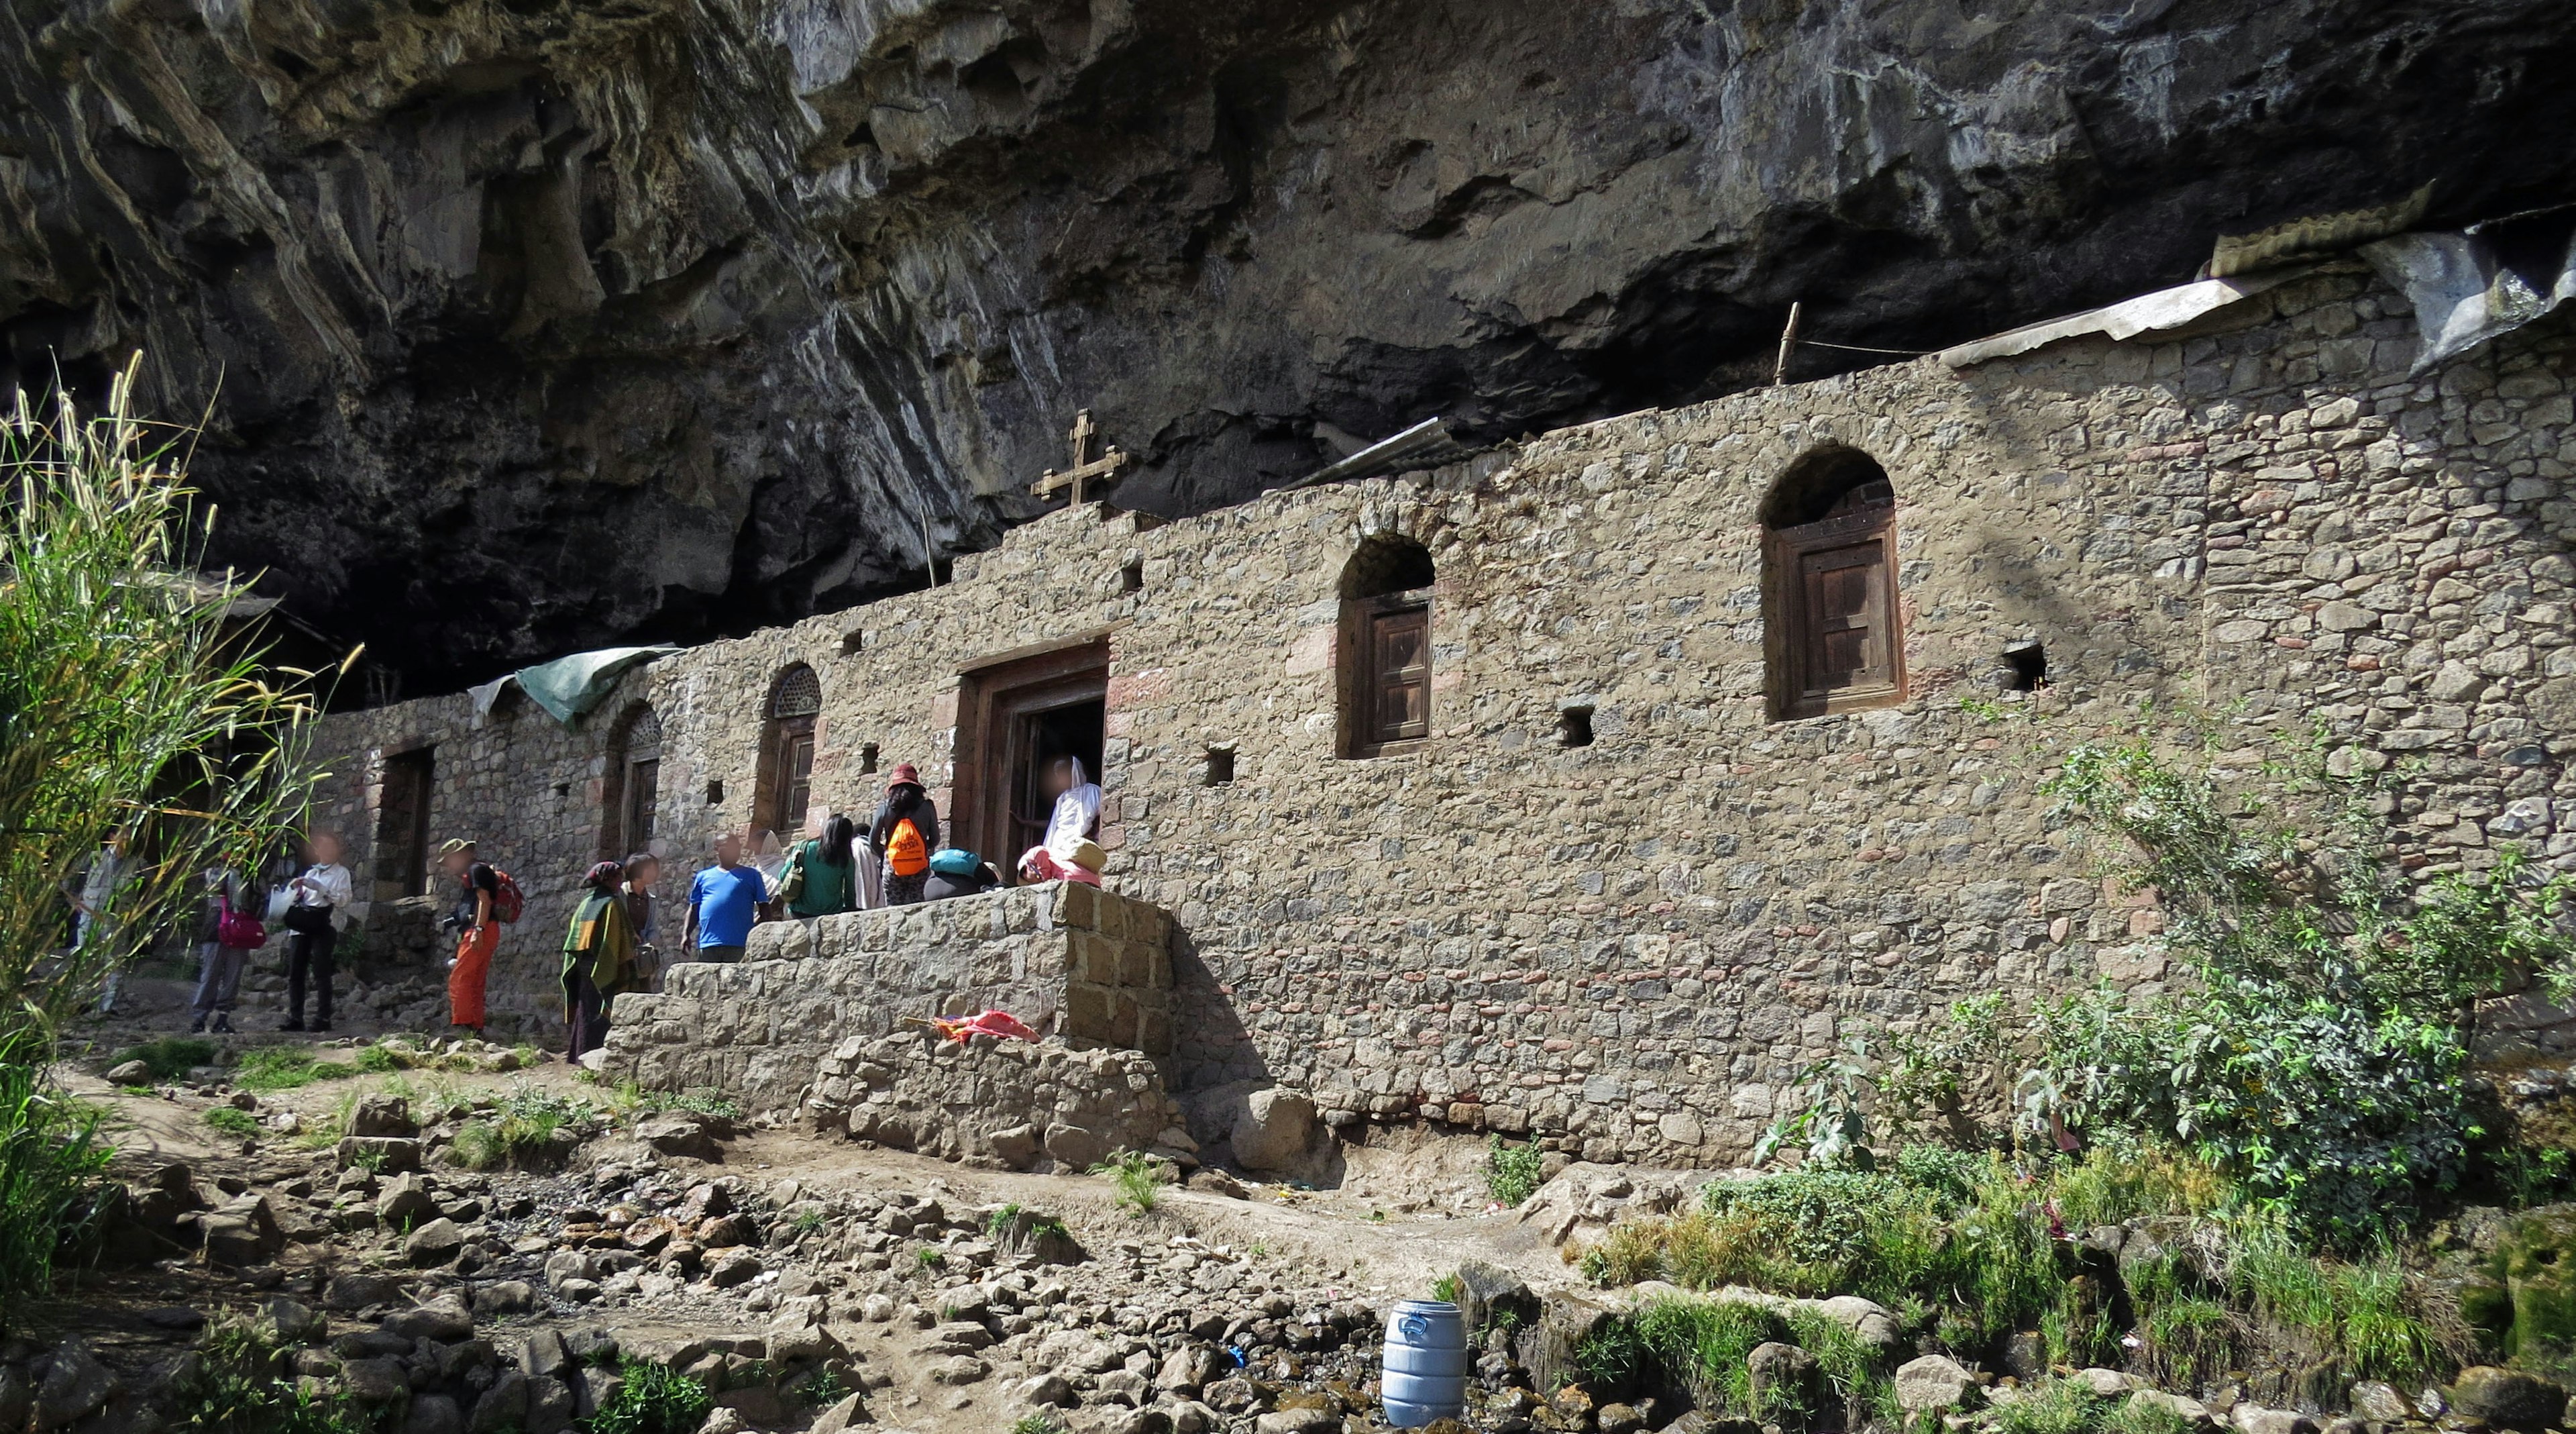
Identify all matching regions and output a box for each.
[1018,756,1104,882]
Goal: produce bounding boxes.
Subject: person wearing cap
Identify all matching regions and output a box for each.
[867,764,941,907]
[561,860,643,1060]
[683,830,765,963]
[437,837,501,1036]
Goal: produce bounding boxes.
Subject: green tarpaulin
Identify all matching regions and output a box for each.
[513,646,679,725]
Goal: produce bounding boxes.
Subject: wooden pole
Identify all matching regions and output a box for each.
[1773,301,1803,387]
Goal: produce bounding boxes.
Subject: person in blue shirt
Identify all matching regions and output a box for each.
[682,831,765,963]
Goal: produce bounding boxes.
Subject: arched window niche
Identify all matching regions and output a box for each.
[602,703,663,859]
[755,664,822,839]
[1337,533,1436,758]
[1762,445,1904,721]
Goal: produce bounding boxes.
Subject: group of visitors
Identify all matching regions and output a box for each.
[69,751,1114,1064]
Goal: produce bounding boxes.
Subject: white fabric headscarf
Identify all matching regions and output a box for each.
[1042,756,1104,855]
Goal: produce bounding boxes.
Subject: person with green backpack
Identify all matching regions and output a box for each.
[777,813,859,919]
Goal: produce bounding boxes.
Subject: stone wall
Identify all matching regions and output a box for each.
[804,1030,1188,1174]
[598,884,1173,1112]
[312,261,2576,1164]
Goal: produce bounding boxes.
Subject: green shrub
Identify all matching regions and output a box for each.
[1487,1137,1544,1207]
[2039,735,2576,1245]
[1010,1415,1065,1434]
[0,1039,112,1309]
[1089,1151,1163,1215]
[585,1360,713,1434]
[1430,1272,1461,1304]
[452,1084,593,1170]
[203,1107,260,1139]
[110,1037,219,1080]
[353,1044,400,1074]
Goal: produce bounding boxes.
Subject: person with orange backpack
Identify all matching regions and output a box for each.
[867,764,941,907]
[437,837,521,1037]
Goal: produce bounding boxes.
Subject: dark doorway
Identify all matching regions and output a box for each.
[954,639,1110,878]
[376,748,435,900]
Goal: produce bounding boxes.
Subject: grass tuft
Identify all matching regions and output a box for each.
[203,1107,260,1139]
[1089,1150,1163,1216]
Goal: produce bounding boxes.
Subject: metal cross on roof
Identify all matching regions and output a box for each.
[1030,409,1130,506]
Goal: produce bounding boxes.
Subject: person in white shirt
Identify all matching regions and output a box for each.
[72,829,132,1014]
[282,831,355,1031]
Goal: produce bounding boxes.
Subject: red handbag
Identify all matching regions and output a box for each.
[216,893,266,950]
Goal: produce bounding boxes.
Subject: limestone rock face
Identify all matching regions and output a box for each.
[3,0,2570,680]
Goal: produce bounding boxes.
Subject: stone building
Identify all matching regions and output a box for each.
[304,261,2576,1165]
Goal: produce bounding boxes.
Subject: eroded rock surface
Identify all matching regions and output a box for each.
[3,0,2572,679]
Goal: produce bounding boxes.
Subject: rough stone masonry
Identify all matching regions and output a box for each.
[308,260,2576,1166]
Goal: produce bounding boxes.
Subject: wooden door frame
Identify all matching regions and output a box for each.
[952,636,1112,874]
[376,746,435,900]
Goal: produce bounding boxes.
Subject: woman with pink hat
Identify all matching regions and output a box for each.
[865,763,941,907]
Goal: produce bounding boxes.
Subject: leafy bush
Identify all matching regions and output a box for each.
[352,1044,401,1074]
[0,1039,111,1309]
[2035,735,2576,1245]
[1487,1137,1544,1207]
[1989,1377,2106,1434]
[586,1360,712,1434]
[109,1037,218,1080]
[173,1315,366,1434]
[203,1107,260,1139]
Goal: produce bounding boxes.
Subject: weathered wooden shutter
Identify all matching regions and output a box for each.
[1370,603,1432,745]
[1770,505,1902,719]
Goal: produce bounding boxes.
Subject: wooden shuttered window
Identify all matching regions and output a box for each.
[1344,591,1432,756]
[1768,503,1902,719]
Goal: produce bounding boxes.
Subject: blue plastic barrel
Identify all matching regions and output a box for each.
[1381,1298,1469,1427]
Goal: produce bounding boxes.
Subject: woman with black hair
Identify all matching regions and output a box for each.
[782,813,859,918]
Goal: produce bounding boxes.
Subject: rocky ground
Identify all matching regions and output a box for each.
[23,979,2576,1434]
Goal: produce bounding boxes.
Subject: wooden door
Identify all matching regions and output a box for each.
[376,748,435,899]
[767,720,816,838]
[953,637,1112,876]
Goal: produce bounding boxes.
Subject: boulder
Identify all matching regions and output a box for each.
[469,1370,527,1434]
[404,1217,467,1266]
[2451,1368,2567,1431]
[931,1355,990,1385]
[378,1173,441,1229]
[1185,1081,1316,1171]
[811,1393,870,1433]
[2076,1368,2134,1398]
[404,1393,466,1434]
[1018,1373,1077,1407]
[326,1272,407,1310]
[384,1294,476,1342]
[2347,1382,2412,1423]
[1747,1341,1818,1412]
[352,1095,419,1137]
[472,1280,535,1315]
[2229,1404,2314,1434]
[337,1135,423,1172]
[200,1192,284,1266]
[339,1357,411,1404]
[1157,1343,1230,1395]
[988,1123,1040,1168]
[106,1060,153,1086]
[1450,1260,1538,1343]
[526,1374,576,1434]
[636,1114,719,1160]
[32,1341,117,1431]
[0,1368,29,1434]
[255,1296,322,1344]
[1894,1354,1976,1414]
[1043,1121,1108,1172]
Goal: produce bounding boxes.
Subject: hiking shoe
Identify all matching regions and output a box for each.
[313,1021,333,1033]
[282,1019,305,1032]
[211,1015,233,1035]
[188,1016,207,1034]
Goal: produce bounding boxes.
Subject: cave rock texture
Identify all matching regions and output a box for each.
[3,0,2572,682]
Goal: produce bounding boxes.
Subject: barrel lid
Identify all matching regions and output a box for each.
[1389,1299,1463,1316]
